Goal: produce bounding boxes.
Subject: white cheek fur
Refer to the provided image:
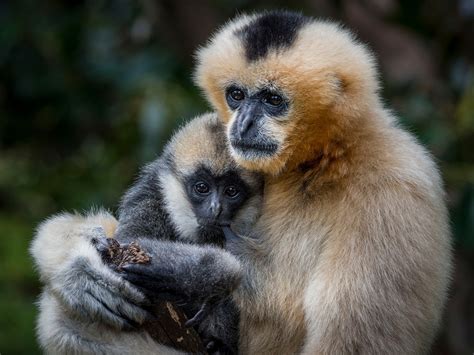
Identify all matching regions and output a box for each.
[159,170,199,241]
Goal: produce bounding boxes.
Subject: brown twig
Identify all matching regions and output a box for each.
[102,239,207,353]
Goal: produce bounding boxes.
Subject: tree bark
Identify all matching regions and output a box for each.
[143,301,207,353]
[102,238,207,353]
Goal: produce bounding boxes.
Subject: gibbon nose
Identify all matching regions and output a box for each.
[210,200,222,219]
[239,114,254,138]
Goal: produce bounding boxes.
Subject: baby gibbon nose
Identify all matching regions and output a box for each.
[209,198,222,219]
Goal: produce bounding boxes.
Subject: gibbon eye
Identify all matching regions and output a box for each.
[194,182,210,194]
[230,89,245,101]
[264,93,283,106]
[224,186,239,198]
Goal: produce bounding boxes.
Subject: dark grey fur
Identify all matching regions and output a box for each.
[116,159,180,243]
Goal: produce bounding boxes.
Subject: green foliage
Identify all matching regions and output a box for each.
[0,217,39,354]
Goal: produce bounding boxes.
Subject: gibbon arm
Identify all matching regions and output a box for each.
[31,210,242,354]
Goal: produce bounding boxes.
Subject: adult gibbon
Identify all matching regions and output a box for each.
[193,10,452,354]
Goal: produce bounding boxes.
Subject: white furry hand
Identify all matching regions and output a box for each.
[31,211,150,330]
[49,251,150,330]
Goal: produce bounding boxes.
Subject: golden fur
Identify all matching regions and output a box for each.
[195,12,452,354]
[166,112,261,188]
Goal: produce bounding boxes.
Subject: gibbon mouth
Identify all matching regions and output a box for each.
[230,139,278,155]
[198,218,223,228]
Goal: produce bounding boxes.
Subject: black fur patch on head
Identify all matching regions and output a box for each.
[237,10,309,62]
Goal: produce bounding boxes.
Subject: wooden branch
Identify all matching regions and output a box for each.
[101,238,207,353]
[143,301,207,353]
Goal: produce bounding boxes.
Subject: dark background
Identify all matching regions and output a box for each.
[0,0,473,353]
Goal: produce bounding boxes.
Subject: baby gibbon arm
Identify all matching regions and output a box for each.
[30,210,150,330]
[116,237,242,305]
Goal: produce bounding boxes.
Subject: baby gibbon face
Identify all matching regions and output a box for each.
[183,165,255,231]
[162,113,263,239]
[195,11,379,175]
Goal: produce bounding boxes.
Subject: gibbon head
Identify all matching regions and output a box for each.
[160,113,263,239]
[195,10,380,175]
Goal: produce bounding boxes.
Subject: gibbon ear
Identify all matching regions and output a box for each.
[312,72,347,107]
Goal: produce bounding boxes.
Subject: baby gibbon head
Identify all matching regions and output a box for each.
[195,10,381,175]
[160,113,263,237]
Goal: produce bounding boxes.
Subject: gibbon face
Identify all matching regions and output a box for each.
[183,165,256,230]
[195,11,380,175]
[162,114,263,236]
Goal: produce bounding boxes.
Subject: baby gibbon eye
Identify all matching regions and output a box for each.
[229,88,245,101]
[263,93,283,106]
[224,186,239,198]
[194,182,210,194]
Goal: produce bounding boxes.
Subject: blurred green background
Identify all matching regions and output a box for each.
[0,0,472,353]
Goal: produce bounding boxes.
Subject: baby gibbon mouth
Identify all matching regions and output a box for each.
[198,218,223,228]
[230,139,278,157]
